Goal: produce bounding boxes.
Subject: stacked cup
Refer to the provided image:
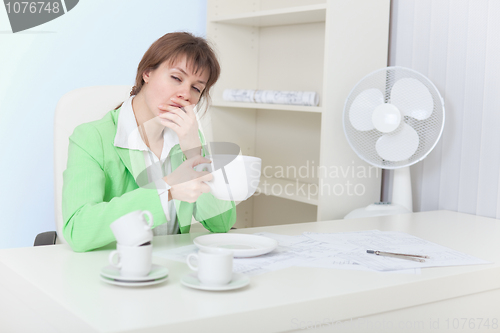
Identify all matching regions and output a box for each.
[109,210,154,277]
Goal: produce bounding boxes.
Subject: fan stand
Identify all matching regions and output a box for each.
[344,167,412,219]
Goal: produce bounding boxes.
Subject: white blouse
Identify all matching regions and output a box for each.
[113,95,179,235]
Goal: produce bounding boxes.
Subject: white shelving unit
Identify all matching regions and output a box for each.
[211,4,327,27]
[205,0,390,228]
[212,101,322,113]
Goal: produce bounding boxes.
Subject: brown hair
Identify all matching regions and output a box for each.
[116,32,220,116]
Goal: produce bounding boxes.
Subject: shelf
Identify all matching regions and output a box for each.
[255,177,319,206]
[211,4,327,27]
[212,101,322,113]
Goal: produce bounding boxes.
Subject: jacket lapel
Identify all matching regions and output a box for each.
[115,147,149,185]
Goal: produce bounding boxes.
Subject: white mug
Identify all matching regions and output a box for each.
[109,243,152,277]
[195,154,262,201]
[110,210,153,246]
[187,249,233,286]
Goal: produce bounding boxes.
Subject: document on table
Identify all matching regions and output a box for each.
[254,232,419,274]
[153,230,490,275]
[230,233,374,275]
[303,230,491,271]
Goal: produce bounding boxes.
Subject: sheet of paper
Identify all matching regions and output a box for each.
[303,230,491,271]
[253,232,370,271]
[257,232,420,274]
[236,232,342,275]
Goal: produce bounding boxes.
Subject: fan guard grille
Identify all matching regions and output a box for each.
[343,66,445,169]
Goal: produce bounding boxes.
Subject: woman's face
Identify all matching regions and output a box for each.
[141,56,209,120]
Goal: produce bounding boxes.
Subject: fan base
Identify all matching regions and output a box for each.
[344,203,411,219]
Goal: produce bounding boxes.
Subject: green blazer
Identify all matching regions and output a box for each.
[62,107,236,252]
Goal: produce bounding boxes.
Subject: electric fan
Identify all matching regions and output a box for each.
[343,66,445,219]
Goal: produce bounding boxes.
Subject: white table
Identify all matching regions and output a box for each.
[1,210,499,333]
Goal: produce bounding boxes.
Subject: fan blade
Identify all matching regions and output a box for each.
[390,78,433,120]
[349,88,383,131]
[375,123,419,162]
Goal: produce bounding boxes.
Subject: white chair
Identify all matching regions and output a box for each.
[34,85,132,246]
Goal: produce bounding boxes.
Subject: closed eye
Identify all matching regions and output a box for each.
[172,74,202,93]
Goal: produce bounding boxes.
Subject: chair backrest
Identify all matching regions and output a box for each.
[54,85,132,244]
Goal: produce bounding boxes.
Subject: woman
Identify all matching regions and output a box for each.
[63,32,236,252]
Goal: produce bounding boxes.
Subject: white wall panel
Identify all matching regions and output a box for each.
[477,0,500,218]
[458,1,488,215]
[418,0,449,213]
[438,1,468,213]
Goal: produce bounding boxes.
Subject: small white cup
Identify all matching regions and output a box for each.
[109,243,152,277]
[110,210,154,246]
[187,249,233,286]
[195,154,262,201]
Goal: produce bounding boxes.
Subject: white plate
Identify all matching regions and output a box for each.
[180,273,250,291]
[100,275,168,287]
[100,264,168,282]
[193,234,278,257]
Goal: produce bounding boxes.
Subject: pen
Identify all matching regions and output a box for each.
[366,250,430,262]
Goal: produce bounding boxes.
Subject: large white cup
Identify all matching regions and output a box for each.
[110,210,153,246]
[195,154,261,201]
[186,249,233,286]
[109,243,152,277]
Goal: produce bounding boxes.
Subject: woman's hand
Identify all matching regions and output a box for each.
[158,97,201,159]
[164,155,212,203]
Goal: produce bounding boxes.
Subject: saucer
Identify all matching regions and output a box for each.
[193,234,278,257]
[100,264,168,282]
[100,275,168,287]
[180,273,250,291]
